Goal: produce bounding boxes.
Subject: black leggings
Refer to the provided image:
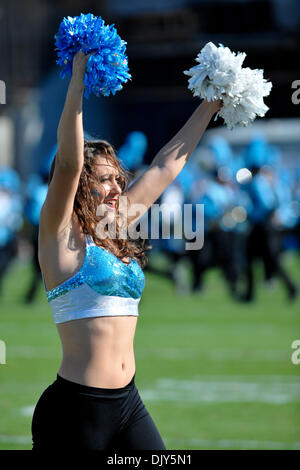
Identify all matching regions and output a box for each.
[31,373,166,451]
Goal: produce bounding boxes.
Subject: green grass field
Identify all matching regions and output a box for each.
[0,251,300,450]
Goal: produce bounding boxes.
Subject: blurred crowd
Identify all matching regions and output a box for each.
[1,131,300,303]
[148,134,300,301]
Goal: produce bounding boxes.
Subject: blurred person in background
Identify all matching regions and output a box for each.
[159,176,187,293]
[22,145,56,303]
[118,130,148,181]
[23,173,50,303]
[239,135,298,302]
[292,164,300,256]
[0,166,23,296]
[187,137,243,299]
[266,150,299,281]
[143,162,198,294]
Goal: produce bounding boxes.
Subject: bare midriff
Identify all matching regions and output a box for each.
[56,315,138,388]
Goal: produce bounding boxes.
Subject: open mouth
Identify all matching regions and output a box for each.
[104,199,117,210]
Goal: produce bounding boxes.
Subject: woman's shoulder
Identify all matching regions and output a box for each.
[38,212,86,291]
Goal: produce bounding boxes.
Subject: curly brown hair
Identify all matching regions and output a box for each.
[48,139,150,268]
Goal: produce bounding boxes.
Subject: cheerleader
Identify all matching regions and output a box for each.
[31,49,221,450]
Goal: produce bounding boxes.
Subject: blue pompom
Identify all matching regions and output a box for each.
[54,13,131,98]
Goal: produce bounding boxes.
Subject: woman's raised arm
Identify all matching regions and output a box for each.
[56,50,91,170]
[123,99,222,223]
[40,51,91,236]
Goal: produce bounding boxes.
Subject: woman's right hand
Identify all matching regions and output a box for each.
[71,50,93,90]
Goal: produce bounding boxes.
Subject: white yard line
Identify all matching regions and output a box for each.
[136,348,291,360]
[0,435,299,450]
[7,346,58,359]
[0,435,32,445]
[19,405,36,417]
[164,437,300,450]
[138,376,300,404]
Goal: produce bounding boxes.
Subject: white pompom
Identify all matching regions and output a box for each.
[184,42,272,129]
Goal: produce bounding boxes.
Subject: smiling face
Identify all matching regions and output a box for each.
[91,154,123,223]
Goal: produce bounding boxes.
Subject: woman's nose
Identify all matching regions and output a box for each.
[110,180,122,195]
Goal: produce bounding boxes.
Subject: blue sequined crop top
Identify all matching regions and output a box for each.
[42,233,145,324]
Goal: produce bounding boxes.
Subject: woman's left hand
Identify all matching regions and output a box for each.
[204,98,223,114]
